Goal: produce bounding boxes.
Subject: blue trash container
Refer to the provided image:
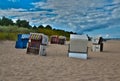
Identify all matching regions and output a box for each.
[15,34,30,48]
[22,39,29,48]
[15,41,24,48]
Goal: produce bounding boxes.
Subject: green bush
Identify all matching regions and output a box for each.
[0,26,32,33]
[0,26,32,40]
[0,25,73,41]
[0,32,18,40]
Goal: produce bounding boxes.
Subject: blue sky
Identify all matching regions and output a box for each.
[0,0,120,38]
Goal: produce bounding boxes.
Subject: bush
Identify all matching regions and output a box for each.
[0,32,18,40]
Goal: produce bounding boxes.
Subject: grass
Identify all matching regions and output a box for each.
[0,25,71,41]
[0,32,18,40]
[0,25,32,33]
[0,26,31,40]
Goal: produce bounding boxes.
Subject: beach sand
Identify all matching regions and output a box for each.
[0,40,120,81]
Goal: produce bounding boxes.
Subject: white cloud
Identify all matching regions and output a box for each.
[8,0,20,2]
[7,8,27,12]
[30,0,120,36]
[0,0,120,38]
[31,2,46,8]
[105,34,110,38]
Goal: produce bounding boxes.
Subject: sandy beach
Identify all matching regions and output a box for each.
[0,40,120,81]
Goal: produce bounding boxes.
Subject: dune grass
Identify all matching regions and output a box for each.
[0,25,71,40]
[0,26,32,40]
[0,32,18,40]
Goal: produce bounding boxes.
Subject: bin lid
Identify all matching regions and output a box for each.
[20,34,30,39]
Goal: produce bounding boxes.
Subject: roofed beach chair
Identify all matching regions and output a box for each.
[68,34,88,59]
[26,33,48,56]
[92,36,103,52]
[50,35,59,44]
[58,36,66,45]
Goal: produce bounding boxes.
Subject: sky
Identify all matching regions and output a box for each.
[0,0,120,38]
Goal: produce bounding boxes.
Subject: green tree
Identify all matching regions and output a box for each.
[38,25,44,29]
[16,19,21,27]
[45,25,52,29]
[32,25,37,29]
[0,16,14,26]
[16,19,30,28]
[0,18,2,25]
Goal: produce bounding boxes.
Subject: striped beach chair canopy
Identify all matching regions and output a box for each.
[59,36,66,40]
[30,33,43,40]
[50,35,58,38]
[29,33,48,45]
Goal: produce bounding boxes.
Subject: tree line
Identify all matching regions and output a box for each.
[0,16,30,28]
[0,16,76,40]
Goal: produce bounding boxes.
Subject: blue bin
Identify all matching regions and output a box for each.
[15,41,24,48]
[17,34,22,41]
[15,34,30,48]
[22,39,29,48]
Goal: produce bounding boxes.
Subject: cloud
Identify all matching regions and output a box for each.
[105,34,110,38]
[8,0,20,2]
[33,0,117,31]
[0,0,120,38]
